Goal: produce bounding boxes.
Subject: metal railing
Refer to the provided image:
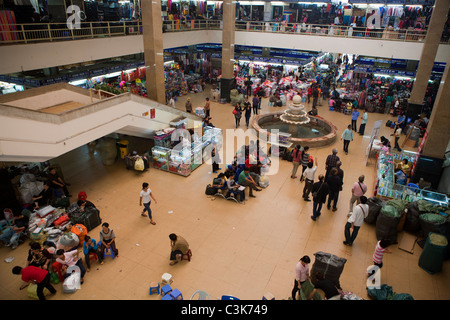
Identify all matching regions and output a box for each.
[0,19,443,45]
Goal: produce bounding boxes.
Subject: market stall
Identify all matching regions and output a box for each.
[151,126,222,177]
[375,150,448,206]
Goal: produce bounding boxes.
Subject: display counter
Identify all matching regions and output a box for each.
[169,147,191,176]
[152,146,170,171]
[151,126,222,177]
[375,150,448,206]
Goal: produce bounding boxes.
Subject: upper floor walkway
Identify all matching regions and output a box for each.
[0,19,449,74]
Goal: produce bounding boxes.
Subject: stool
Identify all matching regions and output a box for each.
[170,288,183,300]
[103,248,115,260]
[161,294,173,300]
[149,282,160,295]
[89,252,98,261]
[161,273,173,285]
[262,292,275,300]
[181,249,192,262]
[161,284,172,296]
[52,262,65,282]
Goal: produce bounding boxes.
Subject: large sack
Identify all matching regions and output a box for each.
[310,251,347,290]
[419,214,447,238]
[365,197,383,225]
[404,201,421,233]
[376,205,401,243]
[418,232,448,274]
[57,232,79,250]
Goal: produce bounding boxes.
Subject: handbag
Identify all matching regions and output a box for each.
[232,109,237,115]
[312,182,324,198]
[205,184,216,195]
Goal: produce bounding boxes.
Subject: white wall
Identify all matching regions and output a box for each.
[0,94,200,162]
[1,30,448,74]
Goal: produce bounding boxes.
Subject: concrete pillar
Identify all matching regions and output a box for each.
[408,0,449,112]
[220,0,236,102]
[421,53,450,159]
[141,0,166,104]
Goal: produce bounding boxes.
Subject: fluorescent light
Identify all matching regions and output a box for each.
[69,79,87,86]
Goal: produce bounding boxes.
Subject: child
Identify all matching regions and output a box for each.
[370,239,392,277]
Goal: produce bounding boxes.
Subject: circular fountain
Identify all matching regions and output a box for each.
[252,95,337,148]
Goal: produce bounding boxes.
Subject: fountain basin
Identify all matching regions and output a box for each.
[252,112,337,148]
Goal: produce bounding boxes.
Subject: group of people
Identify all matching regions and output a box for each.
[290,145,371,248]
[232,95,262,129]
[291,237,392,300]
[11,222,118,300]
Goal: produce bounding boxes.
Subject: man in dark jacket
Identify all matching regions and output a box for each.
[327,168,343,211]
[311,174,329,221]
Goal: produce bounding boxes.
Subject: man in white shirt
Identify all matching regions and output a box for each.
[343,196,369,246]
[302,157,318,201]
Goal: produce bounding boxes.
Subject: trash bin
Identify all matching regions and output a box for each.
[418,232,448,274]
[118,140,129,159]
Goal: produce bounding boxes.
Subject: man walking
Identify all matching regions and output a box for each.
[351,108,359,132]
[349,175,367,214]
[302,158,318,201]
[391,125,402,152]
[327,168,342,212]
[325,148,339,182]
[311,174,329,221]
[341,125,353,154]
[343,196,369,246]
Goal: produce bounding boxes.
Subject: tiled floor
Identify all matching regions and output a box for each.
[1,85,449,300]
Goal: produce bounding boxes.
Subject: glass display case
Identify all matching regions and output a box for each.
[168,147,191,176]
[191,143,203,171]
[152,146,170,171]
[376,150,448,206]
[153,131,173,148]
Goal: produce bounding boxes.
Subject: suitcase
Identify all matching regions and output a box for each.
[82,208,102,231]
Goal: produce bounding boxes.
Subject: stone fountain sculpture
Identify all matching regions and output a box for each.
[280,95,310,125]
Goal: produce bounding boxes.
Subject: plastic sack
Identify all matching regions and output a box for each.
[310,251,347,290]
[27,283,50,300]
[418,233,448,274]
[365,197,383,225]
[63,266,81,293]
[419,214,447,238]
[259,175,269,188]
[134,157,145,171]
[376,205,401,243]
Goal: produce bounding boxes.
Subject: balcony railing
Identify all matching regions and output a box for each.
[0,19,446,45]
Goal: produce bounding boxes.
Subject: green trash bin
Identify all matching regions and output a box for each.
[418,232,448,274]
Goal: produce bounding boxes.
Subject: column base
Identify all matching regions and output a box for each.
[406,102,423,122]
[220,78,236,103]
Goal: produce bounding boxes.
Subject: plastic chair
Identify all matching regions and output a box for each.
[161,294,173,300]
[52,261,65,282]
[103,248,115,260]
[190,290,211,300]
[170,288,183,300]
[161,284,172,296]
[407,183,419,190]
[181,249,192,262]
[221,295,240,300]
[89,252,98,261]
[149,282,160,295]
[3,209,14,225]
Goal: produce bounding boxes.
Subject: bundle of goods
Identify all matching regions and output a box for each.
[70,224,88,245]
[67,202,102,231]
[365,197,384,225]
[230,89,244,105]
[310,251,347,290]
[418,232,448,274]
[419,214,448,240]
[63,265,81,293]
[57,232,79,251]
[19,180,44,205]
[367,284,414,300]
[124,152,150,171]
[376,204,401,244]
[386,199,409,231]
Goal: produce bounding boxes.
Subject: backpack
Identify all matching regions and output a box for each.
[205,184,216,195]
